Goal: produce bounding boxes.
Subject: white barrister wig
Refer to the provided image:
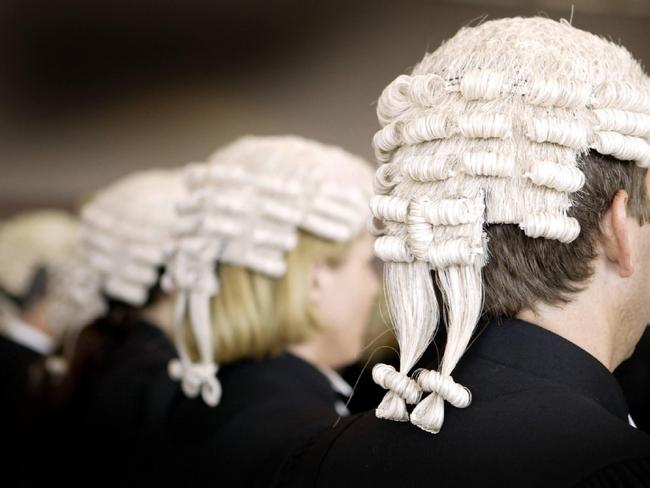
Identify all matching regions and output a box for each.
[162,135,374,406]
[369,17,650,434]
[0,210,81,339]
[73,169,188,322]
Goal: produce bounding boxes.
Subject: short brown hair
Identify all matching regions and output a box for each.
[483,151,650,318]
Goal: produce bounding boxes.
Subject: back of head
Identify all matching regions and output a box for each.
[51,169,188,410]
[370,17,650,433]
[73,168,188,319]
[0,210,80,341]
[164,135,374,406]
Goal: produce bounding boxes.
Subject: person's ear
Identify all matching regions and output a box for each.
[600,190,633,278]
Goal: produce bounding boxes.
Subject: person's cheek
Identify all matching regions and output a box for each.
[365,263,380,306]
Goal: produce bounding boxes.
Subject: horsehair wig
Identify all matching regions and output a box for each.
[47,169,189,347]
[0,210,92,339]
[79,169,188,306]
[371,16,650,433]
[163,135,374,406]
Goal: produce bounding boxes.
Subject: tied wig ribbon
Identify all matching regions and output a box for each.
[372,363,422,421]
[413,368,472,409]
[167,290,221,407]
[163,234,223,407]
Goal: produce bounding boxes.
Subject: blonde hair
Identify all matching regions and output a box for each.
[184,231,350,364]
[164,135,374,406]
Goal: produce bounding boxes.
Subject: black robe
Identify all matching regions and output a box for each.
[153,353,343,488]
[0,335,47,487]
[53,319,176,487]
[279,318,650,488]
[616,326,650,433]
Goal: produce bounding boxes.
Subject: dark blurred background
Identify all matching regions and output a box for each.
[1,0,649,216]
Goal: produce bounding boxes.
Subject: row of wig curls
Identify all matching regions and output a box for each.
[378,70,650,125]
[375,70,650,167]
[371,193,486,268]
[373,149,583,245]
[79,206,170,306]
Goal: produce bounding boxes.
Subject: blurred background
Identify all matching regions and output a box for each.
[1,0,649,217]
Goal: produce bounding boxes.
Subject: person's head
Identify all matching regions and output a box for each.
[0,210,79,341]
[164,135,378,405]
[72,168,188,330]
[212,230,379,370]
[369,17,650,434]
[485,151,650,347]
[50,170,188,404]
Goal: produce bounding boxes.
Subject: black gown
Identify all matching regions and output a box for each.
[616,326,650,433]
[152,353,344,488]
[53,319,176,487]
[278,318,650,488]
[0,334,48,487]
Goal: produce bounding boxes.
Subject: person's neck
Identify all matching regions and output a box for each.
[20,302,52,337]
[288,341,328,371]
[516,273,642,372]
[4,313,54,355]
[140,295,175,335]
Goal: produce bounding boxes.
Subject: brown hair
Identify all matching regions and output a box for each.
[483,151,650,318]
